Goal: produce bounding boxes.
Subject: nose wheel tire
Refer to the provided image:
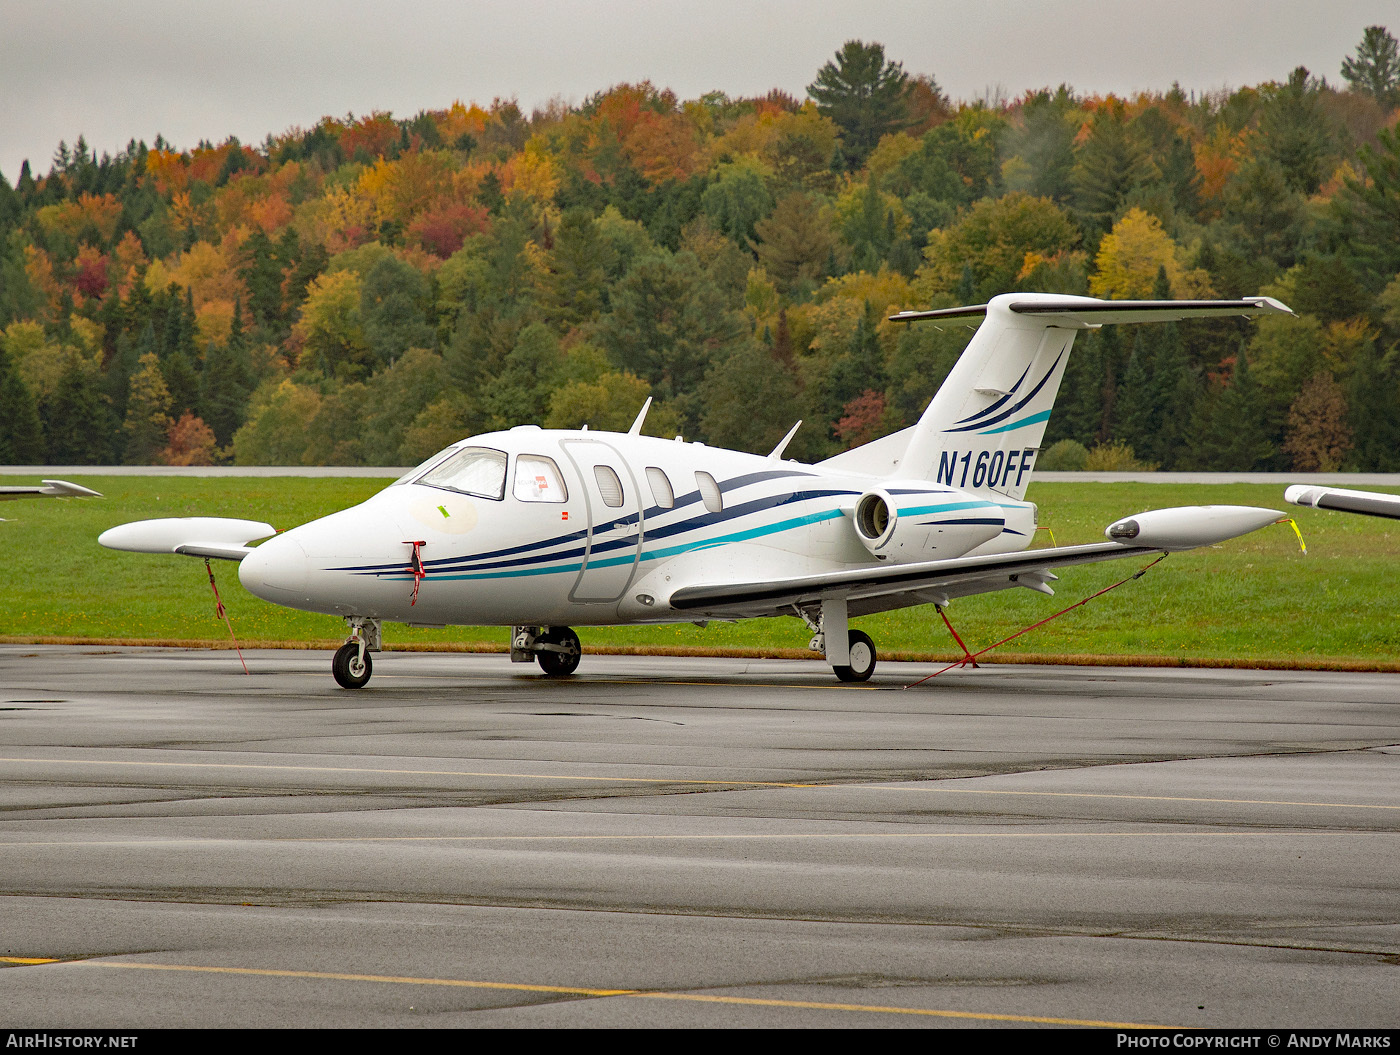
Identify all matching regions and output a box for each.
[332,642,372,689]
[833,629,876,683]
[537,626,581,677]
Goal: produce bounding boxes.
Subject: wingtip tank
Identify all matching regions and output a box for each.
[1104,506,1284,551]
[99,517,277,555]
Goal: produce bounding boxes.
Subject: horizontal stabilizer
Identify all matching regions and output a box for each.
[99,517,277,562]
[1285,485,1400,521]
[891,296,1293,328]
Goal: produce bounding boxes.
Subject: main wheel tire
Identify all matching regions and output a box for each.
[332,641,372,689]
[537,626,581,677]
[833,629,876,683]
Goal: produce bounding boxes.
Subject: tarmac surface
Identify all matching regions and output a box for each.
[0,645,1397,1029]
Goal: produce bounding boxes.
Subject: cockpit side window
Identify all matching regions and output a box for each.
[513,455,568,503]
[417,446,508,500]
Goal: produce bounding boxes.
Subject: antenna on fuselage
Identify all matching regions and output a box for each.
[767,420,802,461]
[628,396,653,436]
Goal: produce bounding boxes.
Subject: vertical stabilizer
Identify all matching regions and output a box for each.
[883,293,1292,501]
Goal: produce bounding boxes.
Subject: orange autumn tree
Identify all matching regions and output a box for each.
[160,412,219,465]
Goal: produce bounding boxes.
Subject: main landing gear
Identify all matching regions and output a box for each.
[798,598,877,683]
[511,625,582,677]
[834,629,877,683]
[333,616,381,689]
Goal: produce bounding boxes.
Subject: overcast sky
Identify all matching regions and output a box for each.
[2,0,1395,183]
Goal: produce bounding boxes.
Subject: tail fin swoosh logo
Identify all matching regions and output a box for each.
[944,351,1065,435]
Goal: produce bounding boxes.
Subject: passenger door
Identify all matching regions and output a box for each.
[560,439,643,603]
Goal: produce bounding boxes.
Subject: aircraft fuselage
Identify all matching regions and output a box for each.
[237,426,1037,628]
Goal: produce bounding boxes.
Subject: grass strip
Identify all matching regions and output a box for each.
[3,475,1398,670]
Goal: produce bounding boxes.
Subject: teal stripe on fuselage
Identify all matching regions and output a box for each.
[895,499,996,517]
[384,504,848,582]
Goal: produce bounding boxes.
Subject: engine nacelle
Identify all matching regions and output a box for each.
[851,485,1005,563]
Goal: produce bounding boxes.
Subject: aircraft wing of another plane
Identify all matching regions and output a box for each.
[669,505,1284,618]
[0,479,102,501]
[1285,485,1400,521]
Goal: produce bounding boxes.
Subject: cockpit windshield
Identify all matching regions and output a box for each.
[390,445,461,486]
[415,446,508,500]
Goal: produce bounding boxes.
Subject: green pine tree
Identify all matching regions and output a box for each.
[1346,338,1400,470]
[1183,348,1274,469]
[0,343,44,462]
[1113,331,1156,456]
[807,40,911,169]
[43,361,113,464]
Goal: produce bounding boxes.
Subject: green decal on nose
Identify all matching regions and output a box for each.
[438,506,449,518]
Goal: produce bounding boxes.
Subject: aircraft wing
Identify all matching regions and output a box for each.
[0,479,103,501]
[1285,485,1400,521]
[668,505,1284,618]
[99,517,277,561]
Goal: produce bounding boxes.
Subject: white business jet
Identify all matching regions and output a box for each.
[100,293,1291,688]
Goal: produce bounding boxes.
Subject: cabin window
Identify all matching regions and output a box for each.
[594,465,624,507]
[696,471,723,513]
[646,467,675,509]
[418,446,507,500]
[513,455,568,503]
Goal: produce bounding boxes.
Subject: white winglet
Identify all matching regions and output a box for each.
[40,479,103,498]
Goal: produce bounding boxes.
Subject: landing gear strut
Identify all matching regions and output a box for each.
[333,616,381,689]
[511,625,582,677]
[797,598,877,683]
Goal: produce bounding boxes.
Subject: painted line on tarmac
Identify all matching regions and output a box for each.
[35,959,1168,1028]
[0,830,1367,849]
[3,756,1396,812]
[0,756,818,789]
[834,784,1400,812]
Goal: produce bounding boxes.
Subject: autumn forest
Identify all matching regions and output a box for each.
[2,32,1399,472]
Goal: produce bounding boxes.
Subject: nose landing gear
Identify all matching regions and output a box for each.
[333,616,381,689]
[332,641,372,689]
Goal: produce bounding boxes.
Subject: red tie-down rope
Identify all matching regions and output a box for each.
[937,605,979,668]
[905,554,1168,688]
[204,558,249,674]
[404,540,427,605]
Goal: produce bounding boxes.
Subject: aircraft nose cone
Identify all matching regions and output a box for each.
[238,533,309,602]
